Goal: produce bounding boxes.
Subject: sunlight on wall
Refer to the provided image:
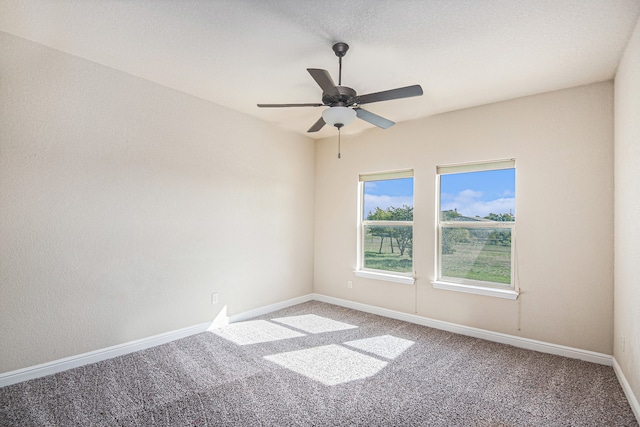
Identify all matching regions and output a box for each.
[206,305,230,331]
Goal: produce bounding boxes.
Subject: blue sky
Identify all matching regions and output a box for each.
[363,169,515,219]
[440,169,515,218]
[363,178,413,218]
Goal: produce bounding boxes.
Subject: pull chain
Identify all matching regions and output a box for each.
[338,127,341,159]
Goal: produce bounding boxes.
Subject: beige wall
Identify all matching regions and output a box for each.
[0,32,315,373]
[315,82,614,354]
[614,17,640,407]
[0,27,624,378]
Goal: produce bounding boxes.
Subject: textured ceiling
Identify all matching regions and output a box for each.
[2,0,639,139]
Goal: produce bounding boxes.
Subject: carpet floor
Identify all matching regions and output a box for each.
[0,301,637,426]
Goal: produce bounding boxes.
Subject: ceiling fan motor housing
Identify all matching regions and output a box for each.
[322,86,357,107]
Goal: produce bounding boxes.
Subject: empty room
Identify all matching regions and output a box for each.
[1,1,639,425]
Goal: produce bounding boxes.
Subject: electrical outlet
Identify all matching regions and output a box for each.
[211,293,219,304]
[347,281,353,289]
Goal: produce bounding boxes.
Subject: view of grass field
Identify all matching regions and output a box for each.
[363,232,511,281]
[363,233,412,273]
[361,166,515,283]
[441,242,511,284]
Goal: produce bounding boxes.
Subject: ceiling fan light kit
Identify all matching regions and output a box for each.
[322,106,356,128]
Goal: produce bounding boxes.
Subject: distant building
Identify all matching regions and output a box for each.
[441,210,494,222]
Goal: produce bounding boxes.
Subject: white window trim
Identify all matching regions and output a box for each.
[356,170,415,284]
[355,269,415,285]
[431,280,518,300]
[433,159,517,298]
[436,159,515,174]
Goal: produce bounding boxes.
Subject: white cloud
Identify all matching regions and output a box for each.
[363,190,513,219]
[441,190,515,218]
[364,194,413,216]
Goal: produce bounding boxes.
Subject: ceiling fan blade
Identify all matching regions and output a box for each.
[257,103,323,108]
[307,116,326,132]
[355,108,395,129]
[356,84,423,105]
[307,69,340,97]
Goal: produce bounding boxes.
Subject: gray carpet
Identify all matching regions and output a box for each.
[0,301,637,426]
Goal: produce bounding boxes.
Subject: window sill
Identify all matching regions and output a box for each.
[431,280,519,300]
[355,270,415,285]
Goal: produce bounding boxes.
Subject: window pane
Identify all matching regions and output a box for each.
[363,178,414,221]
[440,169,515,222]
[363,225,413,273]
[441,227,512,285]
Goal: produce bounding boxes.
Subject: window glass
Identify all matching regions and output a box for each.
[363,178,413,220]
[437,164,515,288]
[363,224,413,273]
[441,227,512,284]
[361,175,413,275]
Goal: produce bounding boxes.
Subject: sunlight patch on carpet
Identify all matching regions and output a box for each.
[211,320,305,345]
[264,344,387,386]
[344,335,415,360]
[271,314,357,334]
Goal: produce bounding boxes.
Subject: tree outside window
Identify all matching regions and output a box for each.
[437,161,516,288]
[360,173,414,274]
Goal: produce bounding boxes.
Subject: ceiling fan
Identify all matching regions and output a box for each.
[257,42,424,133]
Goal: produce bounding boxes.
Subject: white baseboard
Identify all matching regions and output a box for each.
[311,293,613,366]
[0,291,615,389]
[0,294,313,388]
[0,322,210,388]
[613,357,640,423]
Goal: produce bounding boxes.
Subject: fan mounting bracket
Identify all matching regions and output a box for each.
[332,42,349,58]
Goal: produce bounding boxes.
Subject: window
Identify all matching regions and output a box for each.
[357,170,414,284]
[434,160,517,299]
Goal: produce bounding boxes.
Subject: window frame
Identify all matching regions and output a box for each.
[356,170,415,285]
[433,160,518,299]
